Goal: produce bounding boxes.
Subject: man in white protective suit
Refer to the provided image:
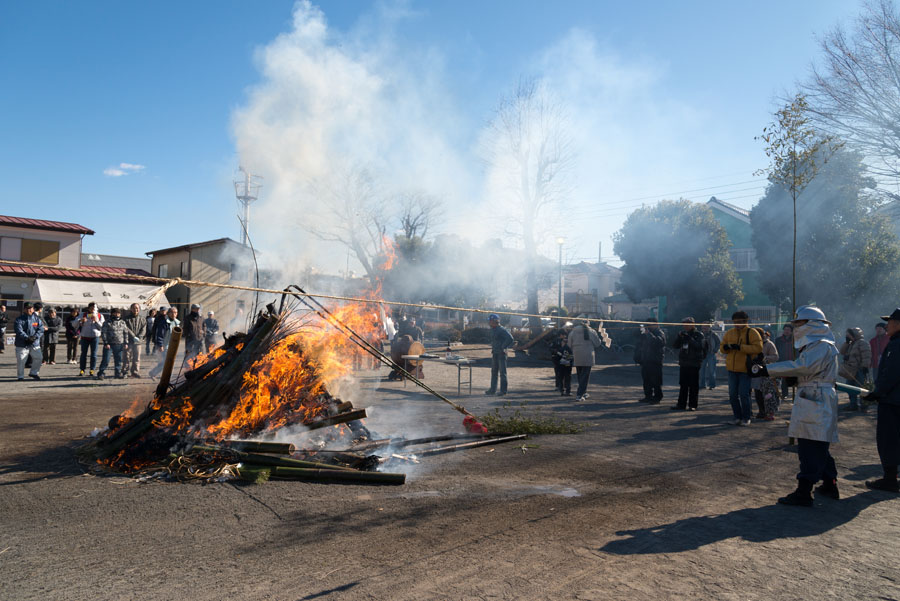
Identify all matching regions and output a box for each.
[752,305,841,507]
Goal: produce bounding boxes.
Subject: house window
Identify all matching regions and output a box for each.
[158,264,168,278]
[729,248,758,271]
[180,262,188,278]
[20,239,60,264]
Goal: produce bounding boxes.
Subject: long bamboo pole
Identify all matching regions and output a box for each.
[155,327,182,397]
[269,466,406,485]
[415,434,527,456]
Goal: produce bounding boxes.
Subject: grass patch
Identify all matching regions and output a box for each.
[480,402,584,436]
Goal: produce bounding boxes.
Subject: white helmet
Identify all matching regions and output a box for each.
[792,305,830,325]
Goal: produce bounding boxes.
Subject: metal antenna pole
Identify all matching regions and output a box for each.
[234,166,262,246]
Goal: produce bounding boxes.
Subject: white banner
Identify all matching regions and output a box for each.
[34,279,166,309]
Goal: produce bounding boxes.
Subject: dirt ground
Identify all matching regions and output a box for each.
[1,344,898,601]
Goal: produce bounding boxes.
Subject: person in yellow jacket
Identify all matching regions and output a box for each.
[720,310,764,425]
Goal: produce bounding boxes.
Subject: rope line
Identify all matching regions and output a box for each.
[0,257,784,328]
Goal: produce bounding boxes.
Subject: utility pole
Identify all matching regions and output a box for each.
[234,167,263,246]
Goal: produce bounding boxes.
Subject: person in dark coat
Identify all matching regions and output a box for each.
[864,308,900,493]
[152,308,171,353]
[0,303,8,354]
[182,304,204,362]
[634,318,666,403]
[64,307,80,364]
[202,311,220,352]
[549,330,573,396]
[485,314,514,396]
[671,317,708,411]
[144,308,157,354]
[42,308,62,365]
[774,324,795,398]
[699,324,720,389]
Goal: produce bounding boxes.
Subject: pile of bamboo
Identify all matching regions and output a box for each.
[83,309,382,481]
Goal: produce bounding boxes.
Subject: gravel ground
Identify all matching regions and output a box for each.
[1,345,898,601]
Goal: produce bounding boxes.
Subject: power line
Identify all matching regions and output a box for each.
[571,177,766,211]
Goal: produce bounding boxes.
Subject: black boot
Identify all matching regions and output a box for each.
[814,478,840,500]
[778,478,814,506]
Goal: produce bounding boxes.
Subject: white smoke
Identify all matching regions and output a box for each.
[231,1,471,276]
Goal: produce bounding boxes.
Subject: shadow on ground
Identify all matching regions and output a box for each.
[0,441,85,486]
[599,491,888,555]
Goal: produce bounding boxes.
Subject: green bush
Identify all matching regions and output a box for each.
[461,327,492,344]
[480,402,583,435]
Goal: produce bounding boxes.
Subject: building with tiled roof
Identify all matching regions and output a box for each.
[0,214,163,317]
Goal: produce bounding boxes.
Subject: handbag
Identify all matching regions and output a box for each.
[744,330,765,374]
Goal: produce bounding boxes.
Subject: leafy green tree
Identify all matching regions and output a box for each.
[613,200,743,321]
[751,147,900,323]
[756,94,840,313]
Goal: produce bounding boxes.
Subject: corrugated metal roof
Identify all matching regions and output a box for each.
[0,214,95,235]
[145,237,243,256]
[81,253,152,271]
[0,264,153,281]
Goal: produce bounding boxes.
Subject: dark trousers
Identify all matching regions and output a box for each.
[877,403,900,471]
[99,343,124,376]
[575,366,591,398]
[553,361,572,392]
[641,362,663,400]
[489,351,508,394]
[677,365,700,409]
[559,365,572,393]
[66,336,78,361]
[185,338,202,362]
[797,438,837,483]
[45,342,56,363]
[0,328,5,352]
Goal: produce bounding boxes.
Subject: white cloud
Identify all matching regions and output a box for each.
[103,162,146,177]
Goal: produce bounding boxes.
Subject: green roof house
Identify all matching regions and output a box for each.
[706,197,779,324]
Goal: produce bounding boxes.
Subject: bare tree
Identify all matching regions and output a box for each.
[485,79,574,331]
[306,164,389,287]
[397,192,443,240]
[802,0,900,185]
[756,94,840,314]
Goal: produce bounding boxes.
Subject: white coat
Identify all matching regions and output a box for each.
[568,325,601,367]
[766,321,840,443]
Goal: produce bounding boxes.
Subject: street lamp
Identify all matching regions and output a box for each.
[556,237,565,327]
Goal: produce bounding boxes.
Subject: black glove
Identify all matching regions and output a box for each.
[723,344,737,351]
[750,364,768,377]
[26,336,36,344]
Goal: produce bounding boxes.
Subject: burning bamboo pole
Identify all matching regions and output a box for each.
[212,440,296,454]
[189,445,357,471]
[304,409,367,431]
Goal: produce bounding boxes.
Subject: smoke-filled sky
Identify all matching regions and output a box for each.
[0,0,861,271]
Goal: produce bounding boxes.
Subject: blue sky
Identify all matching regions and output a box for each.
[0,1,862,270]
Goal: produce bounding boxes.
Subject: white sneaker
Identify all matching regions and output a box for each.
[732,419,742,426]
[582,393,590,400]
[739,420,751,426]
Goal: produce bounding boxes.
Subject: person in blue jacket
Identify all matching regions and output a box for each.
[14,302,44,380]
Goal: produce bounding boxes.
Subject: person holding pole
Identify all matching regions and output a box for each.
[752,306,840,506]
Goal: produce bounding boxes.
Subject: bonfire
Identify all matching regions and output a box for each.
[79,284,522,485]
